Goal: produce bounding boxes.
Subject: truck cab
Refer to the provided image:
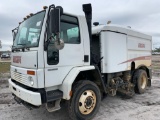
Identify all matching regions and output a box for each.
[9,5,92,103]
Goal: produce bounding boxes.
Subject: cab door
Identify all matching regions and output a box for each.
[44,14,84,87]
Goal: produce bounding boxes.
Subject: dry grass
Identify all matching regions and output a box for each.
[0,62,11,73]
[152,55,160,71]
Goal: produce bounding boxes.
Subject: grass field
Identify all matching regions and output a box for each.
[0,62,11,73]
[152,55,160,71]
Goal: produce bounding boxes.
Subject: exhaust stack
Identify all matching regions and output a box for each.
[83,4,92,47]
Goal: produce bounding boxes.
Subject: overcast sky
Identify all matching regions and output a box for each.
[0,0,160,51]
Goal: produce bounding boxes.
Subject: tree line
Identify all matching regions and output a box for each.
[153,47,160,52]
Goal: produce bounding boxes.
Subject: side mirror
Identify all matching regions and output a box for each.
[49,6,64,50]
[12,29,18,41]
[50,8,60,34]
[49,6,63,34]
[54,39,64,50]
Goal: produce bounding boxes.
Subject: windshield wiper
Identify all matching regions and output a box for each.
[12,46,21,52]
[14,44,30,52]
[17,43,26,46]
[17,44,26,52]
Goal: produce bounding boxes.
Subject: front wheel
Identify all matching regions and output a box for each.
[67,80,101,120]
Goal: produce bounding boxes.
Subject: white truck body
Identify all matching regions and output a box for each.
[9,4,152,120]
[9,23,152,103]
[92,25,152,73]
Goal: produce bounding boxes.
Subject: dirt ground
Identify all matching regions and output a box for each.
[0,56,160,120]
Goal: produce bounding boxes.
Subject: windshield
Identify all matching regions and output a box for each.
[13,11,45,48]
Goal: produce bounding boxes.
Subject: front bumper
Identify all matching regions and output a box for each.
[9,79,42,106]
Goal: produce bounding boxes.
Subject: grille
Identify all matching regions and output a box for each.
[11,71,28,86]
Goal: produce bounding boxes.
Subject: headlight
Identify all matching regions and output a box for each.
[28,76,34,86]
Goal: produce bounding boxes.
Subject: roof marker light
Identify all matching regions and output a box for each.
[26,15,30,18]
[30,13,33,16]
[43,6,48,10]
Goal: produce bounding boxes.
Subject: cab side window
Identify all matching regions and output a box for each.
[60,15,80,44]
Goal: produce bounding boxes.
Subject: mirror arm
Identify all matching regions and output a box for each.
[44,39,50,51]
[56,32,61,45]
[12,27,18,42]
[44,36,52,51]
[44,34,56,51]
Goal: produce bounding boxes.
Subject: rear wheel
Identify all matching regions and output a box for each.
[67,80,101,120]
[133,70,148,94]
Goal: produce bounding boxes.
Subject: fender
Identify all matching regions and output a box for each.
[59,66,95,100]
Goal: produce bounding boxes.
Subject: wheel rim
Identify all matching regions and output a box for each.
[141,74,147,89]
[79,90,96,115]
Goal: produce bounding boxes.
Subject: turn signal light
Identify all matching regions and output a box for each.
[69,91,73,97]
[27,70,35,75]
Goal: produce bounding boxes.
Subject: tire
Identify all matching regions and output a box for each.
[133,70,148,94]
[67,80,101,120]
